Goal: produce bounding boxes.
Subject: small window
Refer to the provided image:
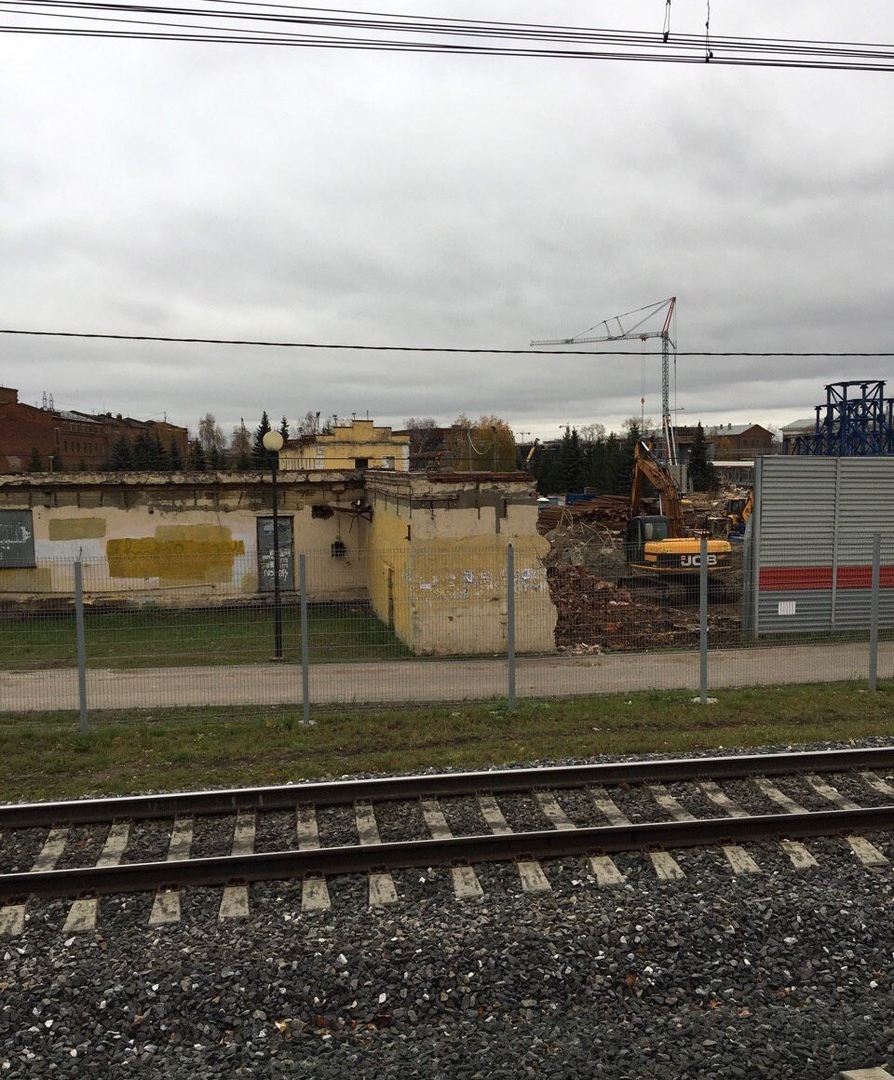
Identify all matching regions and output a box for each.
[354,457,369,469]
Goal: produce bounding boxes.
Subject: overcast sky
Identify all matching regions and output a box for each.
[3,1,894,443]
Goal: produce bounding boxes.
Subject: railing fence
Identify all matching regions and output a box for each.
[0,537,890,726]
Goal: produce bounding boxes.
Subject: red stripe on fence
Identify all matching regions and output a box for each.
[759,566,894,591]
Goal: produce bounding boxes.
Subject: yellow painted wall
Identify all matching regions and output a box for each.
[364,474,556,655]
[407,536,554,655]
[2,473,555,654]
[366,495,414,647]
[4,476,370,602]
[281,420,410,472]
[0,567,54,594]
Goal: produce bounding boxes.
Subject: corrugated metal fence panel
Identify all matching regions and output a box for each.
[758,589,894,634]
[757,590,831,633]
[838,459,894,535]
[758,458,837,566]
[753,457,894,635]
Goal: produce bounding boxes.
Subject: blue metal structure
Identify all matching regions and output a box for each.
[794,380,894,456]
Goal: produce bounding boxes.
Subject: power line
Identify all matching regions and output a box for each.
[2,327,893,357]
[2,2,894,70]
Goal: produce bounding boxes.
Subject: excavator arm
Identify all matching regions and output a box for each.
[630,441,685,536]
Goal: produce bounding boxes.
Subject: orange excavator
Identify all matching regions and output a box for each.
[626,442,733,586]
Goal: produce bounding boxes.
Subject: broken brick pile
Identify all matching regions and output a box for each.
[546,563,742,653]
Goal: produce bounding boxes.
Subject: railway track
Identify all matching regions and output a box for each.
[1,745,893,933]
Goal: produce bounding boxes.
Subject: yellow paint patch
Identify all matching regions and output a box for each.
[0,568,53,592]
[107,529,245,581]
[154,524,235,544]
[48,517,106,541]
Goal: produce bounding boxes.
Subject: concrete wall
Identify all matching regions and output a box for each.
[365,471,556,655]
[0,470,369,602]
[0,468,556,655]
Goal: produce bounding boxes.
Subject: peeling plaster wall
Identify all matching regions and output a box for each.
[1,471,556,654]
[365,492,414,648]
[365,472,556,655]
[0,472,369,602]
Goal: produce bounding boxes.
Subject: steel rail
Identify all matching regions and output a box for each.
[2,745,893,828]
[2,805,893,902]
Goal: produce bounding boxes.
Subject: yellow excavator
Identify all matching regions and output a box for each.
[726,489,754,538]
[626,441,733,586]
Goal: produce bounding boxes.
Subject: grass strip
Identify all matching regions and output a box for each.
[0,682,890,802]
[0,604,411,669]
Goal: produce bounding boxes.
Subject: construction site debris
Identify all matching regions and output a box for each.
[537,486,748,652]
[547,562,742,652]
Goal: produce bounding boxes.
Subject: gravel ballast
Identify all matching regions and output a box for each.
[3,741,894,1078]
[3,853,893,1078]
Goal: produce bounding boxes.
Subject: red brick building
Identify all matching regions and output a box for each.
[709,423,775,459]
[0,387,188,473]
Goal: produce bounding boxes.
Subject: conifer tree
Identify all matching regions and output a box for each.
[168,438,184,470]
[688,422,718,492]
[108,435,133,470]
[251,411,273,468]
[557,427,585,493]
[187,438,206,470]
[616,422,641,495]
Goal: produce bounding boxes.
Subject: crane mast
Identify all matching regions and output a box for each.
[531,297,678,466]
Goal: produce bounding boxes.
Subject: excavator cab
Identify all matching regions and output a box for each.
[625,515,670,569]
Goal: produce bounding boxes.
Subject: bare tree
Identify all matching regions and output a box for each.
[447,414,517,472]
[197,412,227,467]
[579,422,606,443]
[623,415,655,437]
[296,410,323,438]
[230,419,252,470]
[403,415,438,451]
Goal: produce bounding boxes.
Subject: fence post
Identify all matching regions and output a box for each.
[507,543,516,710]
[299,554,311,724]
[699,535,709,704]
[869,532,881,692]
[74,560,88,735]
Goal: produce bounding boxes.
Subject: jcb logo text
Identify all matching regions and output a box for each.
[680,554,717,567]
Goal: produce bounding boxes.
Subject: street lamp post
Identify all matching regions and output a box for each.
[262,430,285,659]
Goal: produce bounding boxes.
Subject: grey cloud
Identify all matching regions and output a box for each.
[4,3,894,442]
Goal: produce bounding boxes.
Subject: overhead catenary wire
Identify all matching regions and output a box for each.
[1,327,893,357]
[2,2,894,70]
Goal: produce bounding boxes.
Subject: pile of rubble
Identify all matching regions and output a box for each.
[546,562,742,653]
[539,504,743,653]
[536,494,631,535]
[539,516,628,581]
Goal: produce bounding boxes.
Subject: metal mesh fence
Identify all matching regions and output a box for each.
[0,538,890,721]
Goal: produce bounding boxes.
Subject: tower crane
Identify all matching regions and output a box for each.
[531,297,678,466]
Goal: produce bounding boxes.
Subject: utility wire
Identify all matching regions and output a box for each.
[1,327,892,357]
[2,2,894,69]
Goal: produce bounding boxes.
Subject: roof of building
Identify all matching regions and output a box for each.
[781,418,815,433]
[711,423,771,437]
[57,410,102,424]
